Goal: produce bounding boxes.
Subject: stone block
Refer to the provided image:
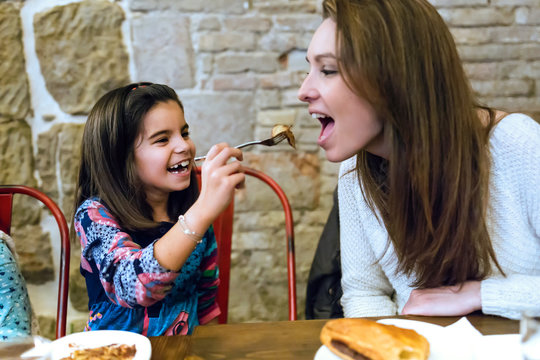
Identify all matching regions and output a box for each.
[431,0,488,6]
[199,32,256,52]
[259,72,294,89]
[34,0,129,115]
[13,225,54,284]
[259,32,312,53]
[257,109,296,126]
[128,0,246,14]
[471,79,532,97]
[253,1,317,14]
[212,75,257,91]
[36,123,84,218]
[458,44,521,62]
[0,2,31,121]
[0,120,36,186]
[281,89,305,107]
[69,249,89,312]
[215,53,279,73]
[450,27,491,45]
[196,16,221,31]
[180,92,255,155]
[237,152,320,211]
[224,16,272,32]
[438,8,513,27]
[488,26,540,43]
[37,315,56,340]
[132,14,195,89]
[516,8,540,25]
[255,89,281,109]
[274,15,321,32]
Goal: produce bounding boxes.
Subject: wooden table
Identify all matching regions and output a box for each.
[149,315,518,359]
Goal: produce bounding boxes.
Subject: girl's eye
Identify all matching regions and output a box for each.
[155,137,168,144]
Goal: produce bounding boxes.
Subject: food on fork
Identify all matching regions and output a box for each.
[271,124,296,149]
[320,318,429,360]
[60,343,136,360]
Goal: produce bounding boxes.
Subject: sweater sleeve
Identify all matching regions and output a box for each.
[338,157,398,317]
[196,226,221,324]
[481,114,540,319]
[74,199,179,308]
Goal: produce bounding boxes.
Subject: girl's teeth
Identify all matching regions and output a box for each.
[180,160,189,167]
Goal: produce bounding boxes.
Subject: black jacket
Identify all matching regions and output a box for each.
[305,187,344,319]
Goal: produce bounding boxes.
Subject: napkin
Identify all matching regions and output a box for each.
[443,317,520,360]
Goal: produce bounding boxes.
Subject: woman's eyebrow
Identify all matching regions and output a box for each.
[313,53,337,62]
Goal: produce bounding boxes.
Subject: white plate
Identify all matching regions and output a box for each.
[314,319,470,360]
[473,334,521,360]
[49,330,151,360]
[378,318,473,360]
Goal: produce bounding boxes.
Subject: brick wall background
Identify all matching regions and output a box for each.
[1,0,539,338]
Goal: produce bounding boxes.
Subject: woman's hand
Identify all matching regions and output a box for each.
[193,143,245,222]
[401,281,481,316]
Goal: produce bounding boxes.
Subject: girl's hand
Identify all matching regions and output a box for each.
[401,281,481,316]
[194,143,245,221]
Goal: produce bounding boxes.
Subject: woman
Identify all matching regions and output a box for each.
[298,0,540,319]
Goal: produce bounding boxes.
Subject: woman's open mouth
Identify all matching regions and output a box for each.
[312,113,335,144]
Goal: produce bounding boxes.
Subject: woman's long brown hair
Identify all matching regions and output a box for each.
[73,82,199,232]
[323,0,503,288]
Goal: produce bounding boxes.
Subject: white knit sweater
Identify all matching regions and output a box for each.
[338,113,540,319]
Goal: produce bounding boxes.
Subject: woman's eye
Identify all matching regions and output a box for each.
[182,131,190,138]
[322,69,338,76]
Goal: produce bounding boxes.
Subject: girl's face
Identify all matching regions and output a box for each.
[298,18,388,162]
[134,100,195,202]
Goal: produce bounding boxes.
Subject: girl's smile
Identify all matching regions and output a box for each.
[134,100,196,202]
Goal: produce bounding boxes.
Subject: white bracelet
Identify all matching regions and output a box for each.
[178,215,203,245]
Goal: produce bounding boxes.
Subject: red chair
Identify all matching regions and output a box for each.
[0,185,70,339]
[196,166,297,323]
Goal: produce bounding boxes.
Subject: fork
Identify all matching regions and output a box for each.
[194,132,288,161]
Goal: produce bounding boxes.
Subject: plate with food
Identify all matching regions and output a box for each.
[49,330,151,360]
[314,318,473,360]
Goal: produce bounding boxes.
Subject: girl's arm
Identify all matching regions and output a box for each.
[338,158,397,317]
[76,200,179,308]
[196,227,221,324]
[153,144,244,271]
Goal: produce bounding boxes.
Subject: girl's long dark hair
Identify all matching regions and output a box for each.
[73,82,199,231]
[323,0,503,288]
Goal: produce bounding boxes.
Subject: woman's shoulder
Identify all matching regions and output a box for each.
[492,112,540,141]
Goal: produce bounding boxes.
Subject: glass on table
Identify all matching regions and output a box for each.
[521,310,540,360]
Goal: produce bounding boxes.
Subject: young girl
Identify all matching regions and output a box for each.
[73,82,244,336]
[299,0,540,319]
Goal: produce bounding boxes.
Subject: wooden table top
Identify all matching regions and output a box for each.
[149,315,519,360]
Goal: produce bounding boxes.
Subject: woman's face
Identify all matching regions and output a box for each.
[298,18,387,162]
[134,100,196,203]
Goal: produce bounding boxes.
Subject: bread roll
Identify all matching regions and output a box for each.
[320,318,429,360]
[271,124,296,149]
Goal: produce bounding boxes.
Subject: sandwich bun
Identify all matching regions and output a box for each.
[320,318,430,360]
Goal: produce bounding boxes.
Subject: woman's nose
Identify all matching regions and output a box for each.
[298,73,317,103]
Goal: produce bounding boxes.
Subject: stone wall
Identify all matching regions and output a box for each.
[0,0,539,339]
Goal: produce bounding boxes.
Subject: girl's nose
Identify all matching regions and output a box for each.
[173,137,190,153]
[297,73,317,103]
